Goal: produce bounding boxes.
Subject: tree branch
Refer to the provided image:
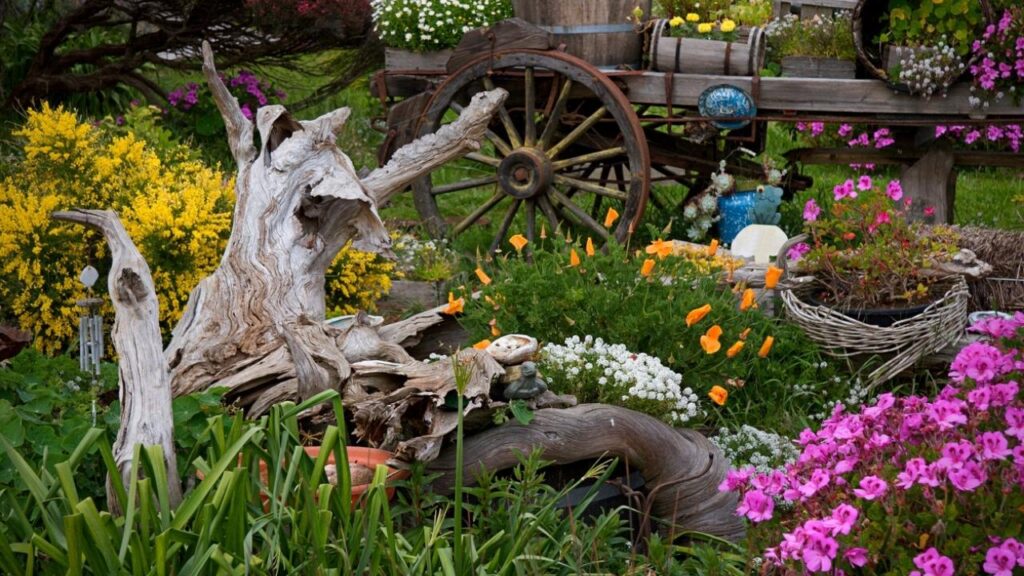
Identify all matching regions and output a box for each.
[202,40,255,167]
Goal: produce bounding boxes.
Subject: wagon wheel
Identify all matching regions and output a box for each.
[413,50,650,253]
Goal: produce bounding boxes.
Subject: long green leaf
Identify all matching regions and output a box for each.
[0,524,25,576]
[63,513,84,576]
[118,445,143,562]
[281,389,339,420]
[173,426,260,531]
[76,498,119,573]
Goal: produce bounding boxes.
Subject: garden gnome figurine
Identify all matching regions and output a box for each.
[504,361,548,399]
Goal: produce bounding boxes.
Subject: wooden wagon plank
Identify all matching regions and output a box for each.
[616,73,1024,117]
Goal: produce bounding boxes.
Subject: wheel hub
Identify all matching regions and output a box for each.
[498,148,552,199]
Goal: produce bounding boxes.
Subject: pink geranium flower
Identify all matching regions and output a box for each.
[886,179,903,201]
[803,199,821,221]
[852,475,887,500]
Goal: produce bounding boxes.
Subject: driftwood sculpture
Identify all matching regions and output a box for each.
[428,404,745,541]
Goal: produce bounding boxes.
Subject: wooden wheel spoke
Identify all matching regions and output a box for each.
[431,175,499,195]
[465,152,501,168]
[489,198,522,254]
[538,78,573,149]
[451,101,512,156]
[553,174,628,201]
[546,106,607,160]
[524,67,536,146]
[590,164,613,220]
[524,200,537,261]
[550,189,610,240]
[483,76,522,149]
[452,191,503,236]
[537,194,561,236]
[550,146,627,172]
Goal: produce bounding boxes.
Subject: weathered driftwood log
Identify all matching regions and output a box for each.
[0,326,31,361]
[162,42,507,409]
[427,404,745,541]
[51,209,181,514]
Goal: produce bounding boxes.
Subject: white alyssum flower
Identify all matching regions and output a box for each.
[541,335,703,424]
[711,425,799,474]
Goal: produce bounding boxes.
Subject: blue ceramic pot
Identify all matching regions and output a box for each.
[717,190,757,245]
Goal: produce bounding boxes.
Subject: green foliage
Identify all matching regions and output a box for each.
[881,0,985,54]
[463,239,848,435]
[765,12,857,65]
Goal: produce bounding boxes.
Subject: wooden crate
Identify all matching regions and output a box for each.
[384,47,452,71]
[773,0,857,19]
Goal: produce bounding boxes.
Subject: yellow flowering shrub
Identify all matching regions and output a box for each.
[0,104,234,353]
[325,243,394,316]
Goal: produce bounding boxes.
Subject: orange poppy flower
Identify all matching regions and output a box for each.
[640,258,656,277]
[585,237,595,257]
[569,248,581,267]
[708,385,728,406]
[473,339,491,350]
[474,267,492,285]
[726,341,745,358]
[604,207,620,228]
[843,232,856,241]
[764,266,783,289]
[706,324,723,341]
[509,234,528,253]
[758,336,775,358]
[685,304,712,327]
[739,327,752,341]
[700,335,722,354]
[707,238,719,256]
[740,288,756,311]
[645,238,673,260]
[443,292,464,315]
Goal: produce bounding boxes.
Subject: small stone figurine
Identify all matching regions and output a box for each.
[503,361,548,400]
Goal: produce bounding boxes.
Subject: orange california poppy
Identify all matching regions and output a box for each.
[764,266,783,289]
[685,304,712,327]
[443,292,464,315]
[739,327,752,341]
[707,238,719,256]
[640,258,656,277]
[708,385,728,406]
[569,248,581,267]
[509,234,528,253]
[726,341,745,358]
[540,223,548,240]
[604,207,620,228]
[475,267,492,285]
[706,325,723,340]
[700,335,722,354]
[473,339,491,350]
[645,239,673,260]
[758,336,775,358]
[585,237,595,257]
[740,288,756,311]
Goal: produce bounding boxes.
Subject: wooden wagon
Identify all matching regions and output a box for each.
[372,0,1024,251]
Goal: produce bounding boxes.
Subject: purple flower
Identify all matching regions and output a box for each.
[736,490,774,522]
[240,103,253,120]
[803,199,821,221]
[838,124,853,137]
[886,179,903,201]
[984,544,1017,576]
[787,242,810,261]
[844,547,869,567]
[852,475,887,500]
[833,179,857,201]
[948,460,987,492]
[718,467,751,492]
[857,175,873,191]
[829,504,858,535]
[950,342,1014,383]
[896,457,928,489]
[915,548,956,576]
[1006,407,1024,439]
[979,431,1011,460]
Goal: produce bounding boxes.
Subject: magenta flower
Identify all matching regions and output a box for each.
[857,175,873,191]
[803,199,821,221]
[786,242,811,261]
[833,179,857,201]
[979,431,1012,460]
[1006,407,1024,439]
[838,124,853,137]
[829,503,858,535]
[948,460,987,492]
[736,489,774,522]
[914,548,956,576]
[886,179,904,201]
[984,545,1017,576]
[844,547,869,567]
[852,475,887,500]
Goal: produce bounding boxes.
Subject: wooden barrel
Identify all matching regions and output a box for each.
[852,0,992,82]
[512,0,650,68]
[648,19,766,76]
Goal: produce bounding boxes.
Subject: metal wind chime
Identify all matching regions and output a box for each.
[77,265,104,424]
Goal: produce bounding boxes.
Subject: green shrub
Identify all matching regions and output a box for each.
[463,239,850,435]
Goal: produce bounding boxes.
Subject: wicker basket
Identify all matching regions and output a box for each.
[777,236,969,387]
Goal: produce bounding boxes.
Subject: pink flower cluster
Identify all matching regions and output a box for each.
[723,313,1024,574]
[969,9,1024,104]
[935,124,1022,153]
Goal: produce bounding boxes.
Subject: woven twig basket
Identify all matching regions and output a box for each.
[777,237,969,387]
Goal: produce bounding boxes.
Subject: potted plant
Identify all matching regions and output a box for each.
[765,12,857,79]
[967,7,1024,111]
[854,0,991,97]
[791,175,962,325]
[648,11,766,76]
[372,0,513,70]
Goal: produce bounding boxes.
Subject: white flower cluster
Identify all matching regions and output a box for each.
[541,335,703,424]
[389,233,458,280]
[371,0,513,52]
[711,424,799,474]
[895,39,964,99]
